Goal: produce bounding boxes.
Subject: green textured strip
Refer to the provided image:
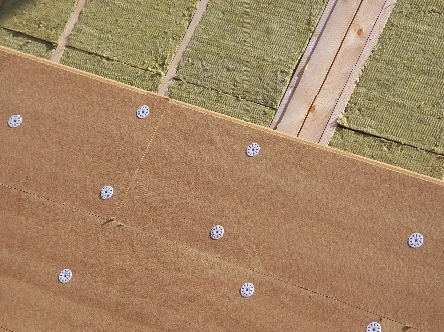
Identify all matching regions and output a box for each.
[0,0,77,43]
[174,0,328,109]
[167,79,276,127]
[337,0,444,154]
[330,128,444,180]
[60,47,162,92]
[0,28,54,59]
[68,0,200,74]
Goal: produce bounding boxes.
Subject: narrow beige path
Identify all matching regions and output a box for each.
[275,0,362,135]
[50,0,87,63]
[158,0,210,95]
[318,0,396,145]
[270,0,337,130]
[298,0,394,143]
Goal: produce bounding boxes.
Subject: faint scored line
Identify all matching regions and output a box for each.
[117,220,425,332]
[112,100,170,221]
[0,182,108,222]
[50,0,87,63]
[158,0,210,95]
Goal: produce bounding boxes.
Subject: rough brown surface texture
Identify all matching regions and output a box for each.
[0,48,168,217]
[0,47,441,331]
[119,102,444,330]
[0,186,395,332]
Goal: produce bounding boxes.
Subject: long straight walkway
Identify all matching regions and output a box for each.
[274,0,395,144]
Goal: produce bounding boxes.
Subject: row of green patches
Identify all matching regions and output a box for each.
[330,128,444,180]
[168,79,275,126]
[0,0,77,43]
[0,27,54,59]
[67,0,200,75]
[333,0,444,155]
[171,0,328,119]
[61,47,162,92]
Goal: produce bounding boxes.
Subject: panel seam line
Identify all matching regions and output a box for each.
[0,182,108,221]
[114,222,423,331]
[112,104,170,221]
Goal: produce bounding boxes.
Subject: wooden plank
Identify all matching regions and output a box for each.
[158,0,210,95]
[118,101,444,331]
[275,0,361,135]
[270,0,337,129]
[0,47,168,218]
[51,0,87,63]
[319,0,395,145]
[298,0,391,142]
[0,186,391,331]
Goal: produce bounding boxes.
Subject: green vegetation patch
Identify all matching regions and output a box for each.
[330,128,444,180]
[68,0,200,75]
[168,79,276,127]
[0,0,77,43]
[174,0,328,110]
[337,0,444,154]
[61,47,162,92]
[0,28,54,59]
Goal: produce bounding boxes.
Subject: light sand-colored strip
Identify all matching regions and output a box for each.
[319,0,396,145]
[275,0,362,135]
[270,0,337,130]
[298,0,391,143]
[50,0,87,63]
[158,0,210,95]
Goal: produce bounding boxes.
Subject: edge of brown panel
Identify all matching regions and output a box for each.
[0,45,442,188]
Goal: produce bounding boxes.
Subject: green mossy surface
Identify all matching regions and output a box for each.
[0,27,54,58]
[68,0,200,75]
[173,0,328,120]
[168,79,275,126]
[61,47,162,92]
[336,0,444,154]
[330,128,444,180]
[0,0,77,43]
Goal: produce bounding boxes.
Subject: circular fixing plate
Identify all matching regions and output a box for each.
[136,105,150,119]
[100,185,114,200]
[366,322,382,332]
[8,114,22,128]
[246,143,260,157]
[408,233,424,248]
[240,282,255,297]
[210,225,224,240]
[59,269,72,283]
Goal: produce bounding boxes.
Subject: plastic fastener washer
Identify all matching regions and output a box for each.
[246,143,260,157]
[366,322,382,332]
[8,115,22,128]
[136,105,150,119]
[408,233,423,248]
[210,225,224,240]
[59,269,72,283]
[100,185,114,200]
[240,282,254,297]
